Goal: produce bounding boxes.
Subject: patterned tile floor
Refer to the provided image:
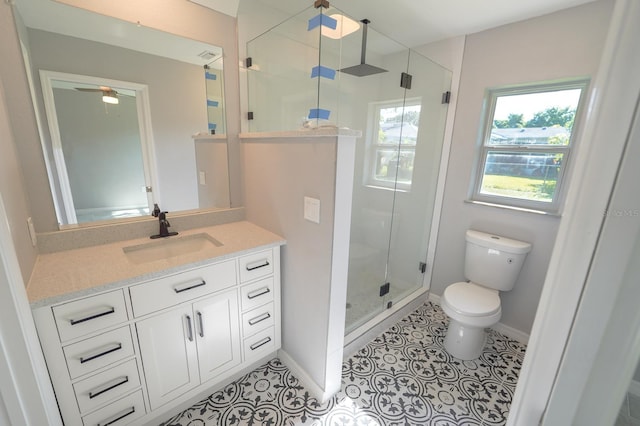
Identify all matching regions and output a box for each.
[160,302,526,426]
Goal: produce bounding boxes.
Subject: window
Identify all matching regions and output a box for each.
[366,99,421,190]
[471,80,588,213]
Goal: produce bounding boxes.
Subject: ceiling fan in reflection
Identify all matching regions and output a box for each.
[74,86,132,104]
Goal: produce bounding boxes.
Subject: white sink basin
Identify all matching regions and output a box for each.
[123,233,223,264]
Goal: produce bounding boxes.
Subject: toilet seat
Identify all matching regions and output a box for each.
[442,282,501,317]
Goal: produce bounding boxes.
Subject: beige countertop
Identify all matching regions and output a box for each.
[28,221,285,308]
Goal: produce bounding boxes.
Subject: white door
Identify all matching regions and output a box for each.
[193,289,241,383]
[136,305,199,410]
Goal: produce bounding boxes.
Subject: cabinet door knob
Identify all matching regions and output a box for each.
[185,315,194,342]
[196,311,204,338]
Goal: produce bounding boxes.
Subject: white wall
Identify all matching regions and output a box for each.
[430,0,614,335]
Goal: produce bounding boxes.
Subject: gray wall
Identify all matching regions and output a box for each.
[0,5,38,284]
[430,0,614,335]
[242,138,339,390]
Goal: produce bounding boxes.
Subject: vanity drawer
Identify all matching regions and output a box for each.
[53,290,128,343]
[243,327,275,361]
[64,326,135,379]
[81,390,145,426]
[239,249,273,283]
[241,302,275,338]
[129,260,237,317]
[240,277,274,312]
[73,359,141,415]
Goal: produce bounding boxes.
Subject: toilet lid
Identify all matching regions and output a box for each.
[443,282,501,317]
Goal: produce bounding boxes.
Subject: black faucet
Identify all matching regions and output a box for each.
[151,204,178,239]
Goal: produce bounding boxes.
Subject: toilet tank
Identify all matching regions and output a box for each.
[464,230,532,291]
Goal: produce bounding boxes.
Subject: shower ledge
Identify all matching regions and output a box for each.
[239,127,362,140]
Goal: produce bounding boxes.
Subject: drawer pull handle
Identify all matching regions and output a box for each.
[197,311,204,338]
[247,287,270,300]
[89,376,129,399]
[69,306,115,325]
[248,312,271,326]
[97,406,136,426]
[80,343,122,364]
[250,337,272,351]
[246,259,270,271]
[185,315,194,342]
[173,279,206,294]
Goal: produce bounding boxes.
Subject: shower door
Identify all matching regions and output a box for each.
[345,47,451,335]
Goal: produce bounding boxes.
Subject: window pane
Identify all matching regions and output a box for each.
[374,149,415,184]
[378,105,421,146]
[480,151,564,202]
[491,89,581,146]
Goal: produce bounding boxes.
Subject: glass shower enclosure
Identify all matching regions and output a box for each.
[246,3,452,336]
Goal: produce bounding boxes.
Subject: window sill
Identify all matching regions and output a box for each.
[464,199,562,217]
[364,184,410,193]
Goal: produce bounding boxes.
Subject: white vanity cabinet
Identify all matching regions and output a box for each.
[32,289,147,426]
[32,244,281,426]
[136,288,241,410]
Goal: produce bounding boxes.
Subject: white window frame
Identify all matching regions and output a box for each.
[365,97,421,191]
[470,79,589,213]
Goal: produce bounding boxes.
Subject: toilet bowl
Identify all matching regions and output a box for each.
[441,282,502,360]
[440,230,531,360]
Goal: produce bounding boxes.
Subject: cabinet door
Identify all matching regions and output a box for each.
[193,289,241,383]
[136,305,199,410]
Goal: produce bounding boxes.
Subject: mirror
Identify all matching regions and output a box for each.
[13,0,230,227]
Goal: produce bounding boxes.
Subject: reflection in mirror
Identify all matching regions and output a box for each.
[13,0,230,228]
[40,71,156,225]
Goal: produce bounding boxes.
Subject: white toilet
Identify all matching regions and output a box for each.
[441,230,531,360]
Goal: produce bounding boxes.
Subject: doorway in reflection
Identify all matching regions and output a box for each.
[41,71,156,225]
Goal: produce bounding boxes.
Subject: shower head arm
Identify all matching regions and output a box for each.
[360,19,370,65]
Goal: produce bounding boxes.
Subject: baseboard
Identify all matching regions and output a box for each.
[428,293,530,345]
[277,349,333,403]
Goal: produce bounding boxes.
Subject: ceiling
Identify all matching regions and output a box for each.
[246,0,600,48]
[13,0,601,62]
[13,0,223,66]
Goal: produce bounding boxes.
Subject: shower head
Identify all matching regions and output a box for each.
[338,19,388,77]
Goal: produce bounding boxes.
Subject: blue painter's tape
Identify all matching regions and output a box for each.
[208,123,217,130]
[310,65,336,80]
[207,100,219,107]
[307,13,337,31]
[308,108,331,120]
[205,72,217,80]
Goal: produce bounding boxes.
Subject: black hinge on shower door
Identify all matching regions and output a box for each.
[379,282,390,297]
[400,72,412,89]
[245,57,253,68]
[419,262,427,274]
